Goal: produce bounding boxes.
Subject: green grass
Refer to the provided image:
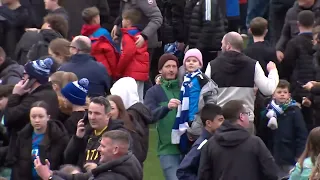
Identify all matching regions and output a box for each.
[144,128,165,180]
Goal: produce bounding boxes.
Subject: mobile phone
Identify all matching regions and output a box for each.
[38,145,46,165]
[24,78,37,90]
[297,81,305,87]
[82,111,88,125]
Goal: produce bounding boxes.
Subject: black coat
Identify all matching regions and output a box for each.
[0,5,33,58]
[158,0,185,44]
[312,45,320,126]
[258,105,307,166]
[4,83,59,166]
[188,0,225,51]
[53,153,143,180]
[127,102,152,164]
[281,33,315,102]
[63,119,126,168]
[183,0,198,44]
[15,29,63,65]
[198,121,279,180]
[10,120,69,180]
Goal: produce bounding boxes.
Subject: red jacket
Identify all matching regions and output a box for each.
[91,36,119,78]
[116,27,149,81]
[239,0,247,4]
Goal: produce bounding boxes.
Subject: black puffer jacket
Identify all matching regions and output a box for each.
[281,33,315,102]
[158,0,185,44]
[188,0,225,51]
[184,0,199,45]
[0,5,33,58]
[127,102,152,164]
[10,120,69,180]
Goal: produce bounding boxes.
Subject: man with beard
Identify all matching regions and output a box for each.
[144,54,181,180]
[205,32,279,134]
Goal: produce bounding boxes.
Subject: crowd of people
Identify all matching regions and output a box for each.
[1,0,320,179]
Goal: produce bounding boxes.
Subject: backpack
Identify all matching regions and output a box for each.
[27,40,49,61]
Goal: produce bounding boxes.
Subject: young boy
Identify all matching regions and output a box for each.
[172,48,218,154]
[177,104,224,180]
[116,8,149,102]
[44,0,68,21]
[81,6,118,79]
[244,17,277,75]
[258,80,307,178]
[281,10,315,131]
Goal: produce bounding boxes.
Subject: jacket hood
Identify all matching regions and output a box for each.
[128,102,152,125]
[218,51,252,74]
[214,120,250,147]
[81,24,101,36]
[40,29,63,43]
[18,120,68,142]
[92,153,143,179]
[110,77,139,109]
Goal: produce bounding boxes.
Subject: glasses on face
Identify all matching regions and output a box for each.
[241,112,250,116]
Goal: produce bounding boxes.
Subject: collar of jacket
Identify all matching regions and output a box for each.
[201,128,213,139]
[160,78,179,89]
[92,153,132,175]
[70,53,93,63]
[18,120,67,148]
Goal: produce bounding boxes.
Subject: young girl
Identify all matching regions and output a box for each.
[48,38,71,65]
[289,127,320,180]
[11,101,69,180]
[61,78,89,136]
[172,48,218,154]
[107,95,135,132]
[49,71,78,122]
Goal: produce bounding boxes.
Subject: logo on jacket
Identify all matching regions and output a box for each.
[148,0,153,4]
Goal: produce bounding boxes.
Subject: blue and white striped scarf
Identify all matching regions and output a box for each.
[172,69,202,145]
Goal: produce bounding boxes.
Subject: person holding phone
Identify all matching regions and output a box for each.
[61,78,89,136]
[10,101,69,180]
[64,96,129,172]
[4,57,60,168]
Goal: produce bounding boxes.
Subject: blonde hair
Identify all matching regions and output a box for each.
[50,71,78,90]
[311,154,320,180]
[49,38,71,63]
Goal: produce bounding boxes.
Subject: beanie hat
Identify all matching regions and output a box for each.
[183,48,203,67]
[61,78,89,106]
[24,58,53,84]
[158,53,179,70]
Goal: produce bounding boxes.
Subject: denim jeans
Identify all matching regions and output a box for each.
[246,0,269,28]
[159,155,181,180]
